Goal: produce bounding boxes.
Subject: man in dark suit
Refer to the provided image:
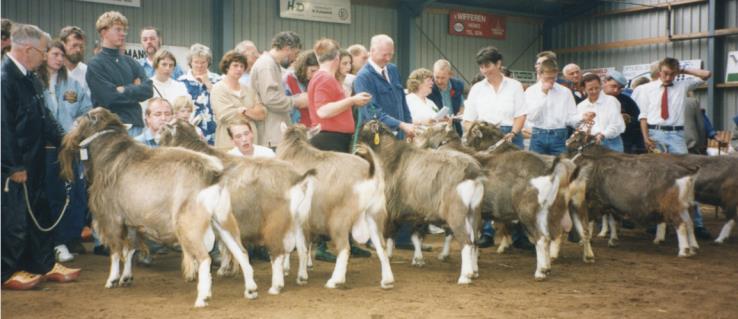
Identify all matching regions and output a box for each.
[2,23,80,290]
[428,59,465,136]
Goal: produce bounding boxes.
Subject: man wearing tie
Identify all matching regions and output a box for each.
[633,57,711,154]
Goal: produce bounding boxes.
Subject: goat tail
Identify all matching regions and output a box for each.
[354,143,384,182]
[457,177,485,244]
[197,183,232,224]
[289,169,317,226]
[354,143,387,216]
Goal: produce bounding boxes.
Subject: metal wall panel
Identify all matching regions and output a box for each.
[2,0,213,60]
[550,0,737,130]
[231,1,397,62]
[411,9,542,85]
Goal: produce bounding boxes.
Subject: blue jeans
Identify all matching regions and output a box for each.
[529,128,568,156]
[693,205,704,228]
[45,147,87,246]
[650,129,687,154]
[500,125,524,149]
[601,136,624,152]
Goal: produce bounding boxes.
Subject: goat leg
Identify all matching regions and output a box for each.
[438,234,453,261]
[654,223,667,245]
[607,214,619,247]
[367,216,394,289]
[269,254,286,295]
[105,252,122,288]
[294,227,309,285]
[715,219,735,244]
[597,214,609,238]
[411,232,426,267]
[120,246,136,287]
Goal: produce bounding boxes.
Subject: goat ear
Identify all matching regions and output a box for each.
[472,127,482,138]
[123,123,133,131]
[280,122,289,133]
[307,124,321,139]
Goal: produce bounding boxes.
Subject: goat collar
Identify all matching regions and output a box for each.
[486,137,507,151]
[79,129,117,148]
[571,140,597,162]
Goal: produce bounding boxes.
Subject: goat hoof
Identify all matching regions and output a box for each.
[437,254,449,261]
[653,239,663,245]
[194,300,208,308]
[714,239,725,244]
[542,268,551,275]
[457,276,472,285]
[268,287,281,295]
[216,267,236,277]
[411,257,425,267]
[607,239,618,247]
[105,279,120,288]
[244,290,258,300]
[296,276,308,285]
[534,272,547,281]
[325,280,344,289]
[381,280,394,289]
[472,271,479,278]
[583,256,595,264]
[678,249,692,258]
[120,276,133,287]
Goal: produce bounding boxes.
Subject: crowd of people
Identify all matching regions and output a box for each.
[1,9,728,291]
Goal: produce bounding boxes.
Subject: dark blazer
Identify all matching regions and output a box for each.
[428,77,465,135]
[1,57,64,188]
[354,62,412,139]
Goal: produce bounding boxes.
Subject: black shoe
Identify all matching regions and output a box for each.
[567,231,581,243]
[694,227,712,240]
[621,219,636,229]
[395,243,432,252]
[477,234,494,248]
[350,244,371,258]
[67,240,87,254]
[93,245,109,256]
[315,243,337,263]
[513,237,535,251]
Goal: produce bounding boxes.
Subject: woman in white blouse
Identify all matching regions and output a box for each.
[405,68,440,125]
[577,73,626,152]
[147,49,189,108]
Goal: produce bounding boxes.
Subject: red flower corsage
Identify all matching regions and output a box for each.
[450,88,456,97]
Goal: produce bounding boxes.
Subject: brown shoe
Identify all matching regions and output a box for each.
[44,263,81,283]
[3,271,43,290]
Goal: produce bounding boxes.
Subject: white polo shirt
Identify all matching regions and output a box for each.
[463,76,526,126]
[227,145,275,158]
[525,82,580,129]
[577,92,626,139]
[633,77,703,126]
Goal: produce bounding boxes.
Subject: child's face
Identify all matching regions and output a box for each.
[176,107,192,121]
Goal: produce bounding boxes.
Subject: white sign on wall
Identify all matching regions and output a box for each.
[123,43,191,72]
[623,59,703,81]
[78,0,140,7]
[510,70,536,84]
[280,0,351,24]
[727,51,738,83]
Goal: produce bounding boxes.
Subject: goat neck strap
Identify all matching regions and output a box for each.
[79,129,116,148]
[487,137,506,151]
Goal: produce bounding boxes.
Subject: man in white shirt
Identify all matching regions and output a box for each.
[633,57,711,154]
[227,118,275,158]
[577,73,625,151]
[59,26,89,94]
[463,46,527,148]
[525,59,582,155]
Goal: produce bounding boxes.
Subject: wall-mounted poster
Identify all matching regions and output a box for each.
[449,10,506,40]
[726,51,738,82]
[78,0,140,7]
[280,0,351,24]
[124,43,191,72]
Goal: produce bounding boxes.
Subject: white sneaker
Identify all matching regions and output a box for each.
[54,245,74,262]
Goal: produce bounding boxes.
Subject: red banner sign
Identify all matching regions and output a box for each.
[449,10,506,40]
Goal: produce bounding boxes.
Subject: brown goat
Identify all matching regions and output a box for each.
[59,108,257,308]
[358,120,485,284]
[158,120,317,295]
[565,131,700,257]
[417,122,578,280]
[276,124,394,289]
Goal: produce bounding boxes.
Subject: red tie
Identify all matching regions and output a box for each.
[660,86,669,120]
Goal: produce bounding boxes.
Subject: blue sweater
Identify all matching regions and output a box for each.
[353,63,412,138]
[87,47,153,127]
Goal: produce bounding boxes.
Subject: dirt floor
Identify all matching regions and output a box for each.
[3,208,738,319]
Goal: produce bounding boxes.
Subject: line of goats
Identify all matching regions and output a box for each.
[58,107,738,307]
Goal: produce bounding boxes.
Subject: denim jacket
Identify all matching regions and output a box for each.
[44,76,92,133]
